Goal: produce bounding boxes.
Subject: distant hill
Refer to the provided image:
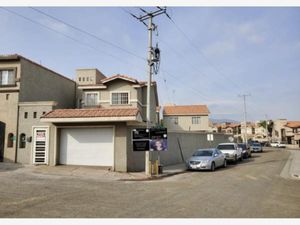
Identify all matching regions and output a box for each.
[210,118,240,124]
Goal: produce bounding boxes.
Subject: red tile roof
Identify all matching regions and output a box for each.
[286,121,300,128]
[42,108,139,118]
[163,105,210,116]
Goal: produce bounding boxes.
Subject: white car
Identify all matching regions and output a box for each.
[216,143,243,163]
[270,142,286,148]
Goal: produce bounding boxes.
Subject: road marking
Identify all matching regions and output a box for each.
[245,175,257,180]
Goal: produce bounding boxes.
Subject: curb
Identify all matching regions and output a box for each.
[119,170,187,181]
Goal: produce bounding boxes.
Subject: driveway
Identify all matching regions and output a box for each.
[0,148,299,218]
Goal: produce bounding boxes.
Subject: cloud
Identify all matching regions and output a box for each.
[203,39,236,57]
[238,22,265,44]
[39,17,70,33]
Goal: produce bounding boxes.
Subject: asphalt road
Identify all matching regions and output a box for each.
[0,148,299,218]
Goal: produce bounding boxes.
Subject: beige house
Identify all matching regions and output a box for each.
[285,121,300,147]
[0,54,76,163]
[41,70,159,172]
[163,105,210,131]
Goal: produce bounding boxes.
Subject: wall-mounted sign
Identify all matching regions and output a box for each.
[150,128,168,151]
[132,128,150,151]
[132,128,168,151]
[133,140,150,152]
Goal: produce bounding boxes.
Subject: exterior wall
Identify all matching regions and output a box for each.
[0,92,19,162]
[126,125,146,172]
[272,119,288,141]
[17,103,54,164]
[163,115,209,131]
[48,122,140,172]
[159,131,233,166]
[19,58,76,109]
[76,69,106,85]
[0,61,21,162]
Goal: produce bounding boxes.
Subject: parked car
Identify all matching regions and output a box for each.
[238,143,252,158]
[251,142,263,152]
[270,141,286,148]
[186,149,227,171]
[216,143,243,163]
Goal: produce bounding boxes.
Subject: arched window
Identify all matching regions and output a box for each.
[7,133,14,148]
[19,133,26,148]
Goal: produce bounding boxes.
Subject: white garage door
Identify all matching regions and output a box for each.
[60,127,114,166]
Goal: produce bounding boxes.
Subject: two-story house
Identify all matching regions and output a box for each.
[41,69,159,172]
[0,54,76,164]
[162,105,210,132]
[284,121,300,146]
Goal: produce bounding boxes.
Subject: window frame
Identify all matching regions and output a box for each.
[84,91,100,107]
[192,116,201,124]
[7,133,14,148]
[0,68,17,86]
[110,91,130,105]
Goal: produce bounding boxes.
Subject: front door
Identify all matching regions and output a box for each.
[32,127,49,165]
[0,122,5,162]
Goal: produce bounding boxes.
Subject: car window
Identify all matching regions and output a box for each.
[217,144,235,150]
[193,150,213,157]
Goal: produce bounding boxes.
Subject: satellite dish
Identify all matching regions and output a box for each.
[228,136,234,142]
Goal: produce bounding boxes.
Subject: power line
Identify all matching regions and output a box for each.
[0,7,148,78]
[30,7,146,62]
[165,12,244,90]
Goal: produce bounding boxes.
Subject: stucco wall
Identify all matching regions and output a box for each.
[126,125,146,172]
[19,58,76,109]
[17,104,54,164]
[158,132,233,166]
[0,61,21,162]
[163,115,210,131]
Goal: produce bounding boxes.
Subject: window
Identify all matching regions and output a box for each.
[7,133,14,148]
[24,112,28,119]
[33,112,37,118]
[173,117,178,125]
[6,94,9,100]
[79,77,81,82]
[0,69,16,85]
[85,92,99,107]
[19,133,26,148]
[192,116,200,124]
[82,77,85,82]
[86,77,89,81]
[111,92,129,105]
[42,111,46,115]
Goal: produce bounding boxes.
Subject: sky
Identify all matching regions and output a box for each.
[1,7,300,122]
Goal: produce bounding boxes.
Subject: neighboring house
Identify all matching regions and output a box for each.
[272,119,288,142]
[41,69,159,172]
[163,105,210,131]
[271,119,300,147]
[285,121,300,146]
[0,54,76,163]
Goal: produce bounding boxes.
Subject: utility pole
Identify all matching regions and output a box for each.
[130,7,168,176]
[239,94,251,145]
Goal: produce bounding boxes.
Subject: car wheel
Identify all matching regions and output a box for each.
[211,162,215,171]
[234,155,238,164]
[240,155,243,161]
[223,159,227,168]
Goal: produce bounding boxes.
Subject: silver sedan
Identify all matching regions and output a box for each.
[186,149,227,171]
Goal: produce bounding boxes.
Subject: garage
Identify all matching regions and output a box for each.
[59,127,114,167]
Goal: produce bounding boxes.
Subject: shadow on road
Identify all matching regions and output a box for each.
[0,162,24,172]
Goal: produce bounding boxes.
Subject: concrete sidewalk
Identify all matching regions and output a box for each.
[280,149,300,180]
[0,162,188,182]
